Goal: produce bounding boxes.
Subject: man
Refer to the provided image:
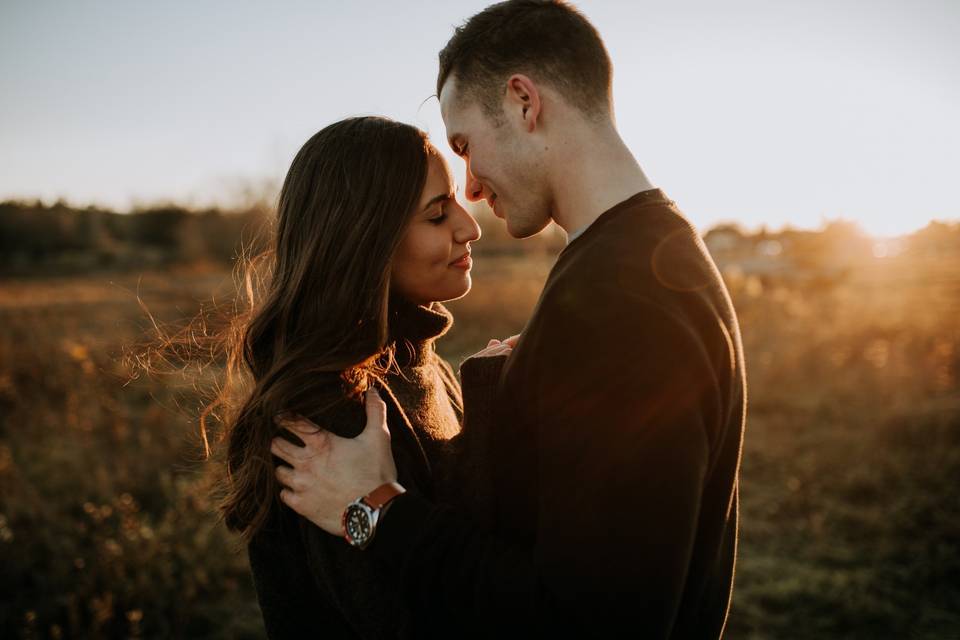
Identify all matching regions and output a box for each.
[270,1,746,636]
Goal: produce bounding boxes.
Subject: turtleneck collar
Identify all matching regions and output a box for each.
[387,293,454,368]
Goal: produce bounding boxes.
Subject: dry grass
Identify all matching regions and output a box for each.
[0,252,958,638]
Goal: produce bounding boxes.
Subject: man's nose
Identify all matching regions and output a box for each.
[464,166,485,203]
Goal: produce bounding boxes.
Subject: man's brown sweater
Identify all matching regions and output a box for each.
[371,188,748,638]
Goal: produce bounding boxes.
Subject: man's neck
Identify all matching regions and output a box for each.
[549,125,656,237]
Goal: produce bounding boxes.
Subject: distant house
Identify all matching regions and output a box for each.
[702,222,887,286]
[704,225,793,279]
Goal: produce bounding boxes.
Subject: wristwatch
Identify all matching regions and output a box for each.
[342,481,406,550]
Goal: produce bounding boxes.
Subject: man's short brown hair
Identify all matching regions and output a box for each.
[437,0,612,119]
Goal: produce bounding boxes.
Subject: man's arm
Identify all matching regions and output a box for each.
[368,294,718,635]
[272,287,720,634]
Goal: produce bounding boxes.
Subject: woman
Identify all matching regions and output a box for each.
[217,116,508,638]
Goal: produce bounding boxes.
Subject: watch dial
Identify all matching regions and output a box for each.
[346,506,371,543]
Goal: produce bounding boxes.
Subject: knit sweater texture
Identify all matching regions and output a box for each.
[246,295,501,638]
[370,188,747,638]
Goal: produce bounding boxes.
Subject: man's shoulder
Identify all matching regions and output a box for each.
[525,191,740,373]
[558,192,709,275]
[545,201,718,312]
[563,187,686,245]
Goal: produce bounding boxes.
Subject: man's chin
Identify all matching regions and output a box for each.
[506,217,550,239]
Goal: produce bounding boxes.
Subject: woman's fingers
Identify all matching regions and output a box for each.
[480,342,512,357]
[486,334,520,350]
[465,343,512,362]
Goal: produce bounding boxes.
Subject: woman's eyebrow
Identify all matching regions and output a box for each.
[421,193,450,212]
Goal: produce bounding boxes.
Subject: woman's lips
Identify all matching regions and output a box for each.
[450,251,472,269]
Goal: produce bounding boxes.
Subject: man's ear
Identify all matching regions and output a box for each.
[504,74,541,132]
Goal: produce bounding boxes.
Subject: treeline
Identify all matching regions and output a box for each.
[3,198,956,277]
[0,199,567,275]
[0,200,272,275]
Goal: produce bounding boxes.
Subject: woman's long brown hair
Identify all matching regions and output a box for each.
[197,117,435,540]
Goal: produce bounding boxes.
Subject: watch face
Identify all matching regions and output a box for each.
[344,503,373,547]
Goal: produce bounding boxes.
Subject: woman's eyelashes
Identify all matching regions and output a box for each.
[428,196,455,224]
[428,206,447,225]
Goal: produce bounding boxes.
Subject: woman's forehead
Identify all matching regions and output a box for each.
[416,156,455,211]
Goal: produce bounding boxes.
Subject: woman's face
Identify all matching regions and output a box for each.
[391,154,482,306]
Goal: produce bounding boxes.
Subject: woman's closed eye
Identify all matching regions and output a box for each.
[428,204,448,225]
[428,197,454,224]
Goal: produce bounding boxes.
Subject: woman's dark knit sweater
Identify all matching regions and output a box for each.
[246,296,502,639]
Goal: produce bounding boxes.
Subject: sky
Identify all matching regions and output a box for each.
[1,0,958,237]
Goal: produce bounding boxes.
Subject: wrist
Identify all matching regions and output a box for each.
[341,481,406,550]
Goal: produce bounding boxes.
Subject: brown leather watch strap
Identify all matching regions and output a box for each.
[363,481,406,509]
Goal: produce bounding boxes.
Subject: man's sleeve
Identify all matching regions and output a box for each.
[371,289,718,636]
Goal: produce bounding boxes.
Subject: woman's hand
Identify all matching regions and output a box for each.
[468,333,521,359]
[271,388,396,536]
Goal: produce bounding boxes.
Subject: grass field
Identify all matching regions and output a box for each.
[1,253,958,638]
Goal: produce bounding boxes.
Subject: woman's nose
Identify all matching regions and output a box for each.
[453,201,481,243]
